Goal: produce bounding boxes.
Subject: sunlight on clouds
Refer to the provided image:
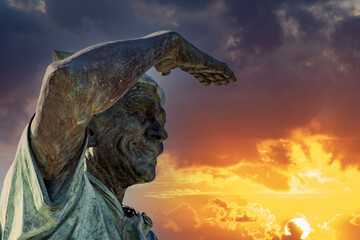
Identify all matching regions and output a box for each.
[145,189,220,199]
[151,199,282,240]
[131,124,360,239]
[160,203,201,232]
[150,125,360,198]
[256,127,355,194]
[319,212,360,240]
[208,199,280,233]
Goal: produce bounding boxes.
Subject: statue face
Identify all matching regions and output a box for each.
[90,87,167,185]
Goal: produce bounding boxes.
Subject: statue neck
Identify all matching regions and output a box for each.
[85,148,127,204]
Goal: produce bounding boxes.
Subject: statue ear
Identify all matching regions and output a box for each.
[87,128,98,147]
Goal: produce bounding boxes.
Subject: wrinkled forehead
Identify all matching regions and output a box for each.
[91,75,166,131]
[121,86,163,110]
[93,85,166,125]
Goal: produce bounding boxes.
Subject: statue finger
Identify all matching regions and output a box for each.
[219,64,235,79]
[194,73,206,82]
[159,70,171,76]
[215,74,224,80]
[200,79,211,86]
[206,74,217,82]
[181,66,196,74]
[222,68,236,82]
[228,72,237,82]
[220,79,230,85]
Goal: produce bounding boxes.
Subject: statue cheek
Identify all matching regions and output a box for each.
[125,123,148,137]
[126,119,144,130]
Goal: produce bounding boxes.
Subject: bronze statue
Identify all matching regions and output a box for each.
[0,31,236,239]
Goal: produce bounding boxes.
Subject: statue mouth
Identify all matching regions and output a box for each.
[131,139,160,162]
[120,136,162,165]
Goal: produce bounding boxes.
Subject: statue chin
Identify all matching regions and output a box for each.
[132,161,157,184]
[121,144,159,184]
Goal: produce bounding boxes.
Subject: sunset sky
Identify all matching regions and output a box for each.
[1,0,360,239]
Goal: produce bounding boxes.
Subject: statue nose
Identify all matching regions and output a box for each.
[145,121,168,142]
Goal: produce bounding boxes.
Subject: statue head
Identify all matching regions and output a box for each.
[53,51,167,194]
[86,74,168,191]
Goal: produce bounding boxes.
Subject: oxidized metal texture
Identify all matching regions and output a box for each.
[0,31,236,239]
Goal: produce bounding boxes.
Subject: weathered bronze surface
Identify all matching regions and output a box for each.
[0,31,236,239]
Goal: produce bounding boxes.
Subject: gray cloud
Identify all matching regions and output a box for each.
[1,0,360,170]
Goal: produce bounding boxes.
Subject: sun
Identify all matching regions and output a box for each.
[285,218,311,239]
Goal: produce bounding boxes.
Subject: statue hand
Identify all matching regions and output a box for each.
[155,33,237,86]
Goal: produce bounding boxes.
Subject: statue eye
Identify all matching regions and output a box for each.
[131,110,146,122]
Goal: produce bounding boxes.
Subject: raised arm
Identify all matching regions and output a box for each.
[30,31,236,179]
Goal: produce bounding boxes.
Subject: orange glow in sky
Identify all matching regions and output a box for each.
[125,124,360,239]
[2,0,360,239]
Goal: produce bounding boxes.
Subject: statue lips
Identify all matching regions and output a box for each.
[136,139,163,165]
[143,150,157,166]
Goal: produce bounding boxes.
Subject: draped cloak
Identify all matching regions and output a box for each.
[0,123,157,240]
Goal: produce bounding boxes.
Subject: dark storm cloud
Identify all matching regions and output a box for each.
[286,7,324,39]
[313,14,360,168]
[45,0,151,38]
[2,0,360,171]
[332,15,360,65]
[155,0,210,11]
[222,0,284,55]
[152,0,360,168]
[0,0,45,95]
[0,0,48,143]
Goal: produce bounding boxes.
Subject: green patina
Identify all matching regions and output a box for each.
[53,50,74,61]
[72,87,77,98]
[77,119,87,125]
